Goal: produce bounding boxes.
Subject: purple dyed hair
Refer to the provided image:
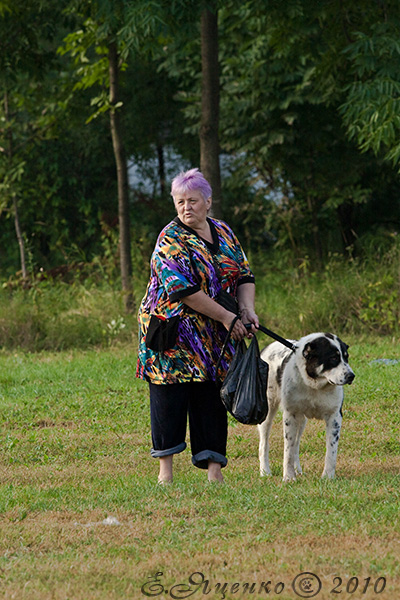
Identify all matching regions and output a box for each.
[170,168,212,201]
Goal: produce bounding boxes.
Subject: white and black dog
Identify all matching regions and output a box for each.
[258,333,355,481]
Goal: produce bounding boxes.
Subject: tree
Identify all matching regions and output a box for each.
[200,2,222,217]
[1,90,28,278]
[3,0,400,277]
[340,18,400,169]
[60,2,140,311]
[108,39,133,311]
[0,0,66,279]
[214,0,400,258]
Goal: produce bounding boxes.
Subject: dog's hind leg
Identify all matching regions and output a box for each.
[258,404,279,477]
[322,411,342,478]
[282,410,299,481]
[283,412,307,481]
[293,415,307,476]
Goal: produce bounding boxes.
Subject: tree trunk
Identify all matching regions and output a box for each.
[4,90,28,280]
[200,4,222,218]
[306,194,323,267]
[12,195,28,279]
[337,203,357,252]
[157,144,166,198]
[108,41,134,313]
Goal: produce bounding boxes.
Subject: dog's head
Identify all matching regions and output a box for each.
[299,332,355,387]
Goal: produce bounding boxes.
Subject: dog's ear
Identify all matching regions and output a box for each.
[339,339,349,359]
[337,336,349,351]
[303,342,314,359]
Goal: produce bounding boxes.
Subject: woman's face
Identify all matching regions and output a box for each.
[173,190,212,230]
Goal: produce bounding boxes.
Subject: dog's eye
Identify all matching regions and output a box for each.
[325,351,341,368]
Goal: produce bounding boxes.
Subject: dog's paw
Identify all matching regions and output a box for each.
[260,468,272,477]
[321,470,335,479]
[283,464,297,482]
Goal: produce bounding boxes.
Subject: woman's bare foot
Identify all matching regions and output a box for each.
[158,455,173,484]
[208,461,224,483]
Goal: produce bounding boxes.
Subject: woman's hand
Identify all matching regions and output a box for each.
[237,283,259,336]
[222,313,249,342]
[240,307,259,336]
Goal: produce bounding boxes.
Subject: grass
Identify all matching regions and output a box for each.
[1,238,400,352]
[0,336,399,599]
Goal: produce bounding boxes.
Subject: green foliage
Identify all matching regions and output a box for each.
[1,238,400,352]
[359,276,399,333]
[0,106,120,275]
[340,20,400,167]
[59,16,127,123]
[2,0,400,276]
[215,0,400,258]
[0,276,136,351]
[252,237,400,339]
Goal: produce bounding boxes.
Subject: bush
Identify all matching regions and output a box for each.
[253,241,400,339]
[0,238,399,351]
[0,277,138,351]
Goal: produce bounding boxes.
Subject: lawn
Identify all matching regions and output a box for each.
[0,335,399,599]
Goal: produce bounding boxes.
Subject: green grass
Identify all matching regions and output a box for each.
[0,338,399,599]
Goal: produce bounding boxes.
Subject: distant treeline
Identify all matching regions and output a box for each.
[1,0,400,281]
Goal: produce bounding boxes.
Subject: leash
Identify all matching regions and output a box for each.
[216,318,296,379]
[244,323,297,352]
[215,315,241,378]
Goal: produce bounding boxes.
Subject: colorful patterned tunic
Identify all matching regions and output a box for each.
[136,217,255,384]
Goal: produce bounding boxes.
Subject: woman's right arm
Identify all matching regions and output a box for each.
[181,291,250,341]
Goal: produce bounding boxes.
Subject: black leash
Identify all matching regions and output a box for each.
[215,315,241,377]
[216,318,296,379]
[245,323,297,352]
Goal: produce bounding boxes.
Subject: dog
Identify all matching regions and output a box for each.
[258,332,355,481]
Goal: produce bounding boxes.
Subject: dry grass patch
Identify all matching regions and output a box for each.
[0,509,398,599]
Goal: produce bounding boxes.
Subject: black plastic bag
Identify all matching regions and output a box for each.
[220,335,269,425]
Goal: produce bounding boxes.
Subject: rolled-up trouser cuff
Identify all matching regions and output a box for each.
[191,450,228,470]
[151,442,187,458]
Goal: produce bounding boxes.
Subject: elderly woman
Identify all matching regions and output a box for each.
[136,168,259,483]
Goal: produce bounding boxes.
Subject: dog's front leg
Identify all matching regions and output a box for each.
[258,408,277,476]
[322,412,342,478]
[293,414,307,476]
[282,411,299,481]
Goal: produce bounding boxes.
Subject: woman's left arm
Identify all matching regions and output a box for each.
[237,283,259,332]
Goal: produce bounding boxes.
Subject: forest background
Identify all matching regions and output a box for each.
[1,3,400,598]
[1,0,400,347]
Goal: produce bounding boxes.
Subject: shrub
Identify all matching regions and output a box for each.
[1,238,399,351]
[0,278,137,351]
[253,242,400,339]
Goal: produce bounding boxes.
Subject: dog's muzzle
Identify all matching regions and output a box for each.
[344,371,355,385]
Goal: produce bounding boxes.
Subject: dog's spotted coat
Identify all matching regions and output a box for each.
[258,332,355,481]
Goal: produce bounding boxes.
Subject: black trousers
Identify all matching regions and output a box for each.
[149,381,228,469]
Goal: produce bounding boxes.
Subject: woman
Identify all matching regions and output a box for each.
[136,168,259,483]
